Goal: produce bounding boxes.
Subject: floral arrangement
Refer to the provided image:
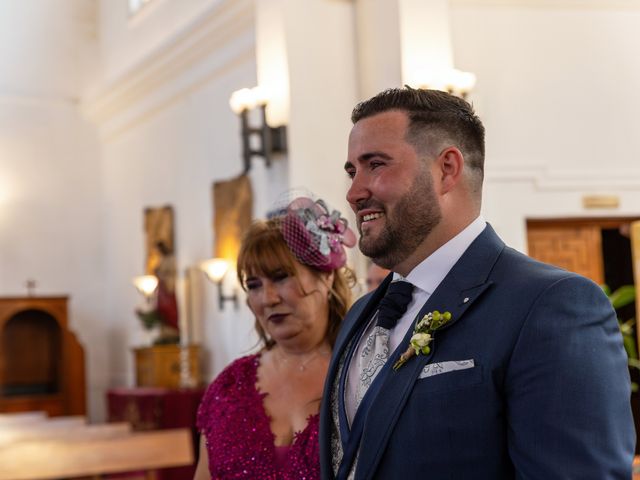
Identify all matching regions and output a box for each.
[393,310,452,370]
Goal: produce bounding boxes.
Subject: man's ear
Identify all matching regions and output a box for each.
[436,146,465,194]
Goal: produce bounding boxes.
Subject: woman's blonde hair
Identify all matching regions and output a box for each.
[237,219,355,349]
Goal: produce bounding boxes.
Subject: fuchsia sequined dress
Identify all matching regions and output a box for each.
[197,354,321,479]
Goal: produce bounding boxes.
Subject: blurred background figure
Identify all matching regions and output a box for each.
[366,262,390,293]
[152,241,180,343]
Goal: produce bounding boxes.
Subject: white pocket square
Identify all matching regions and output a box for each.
[418,359,475,379]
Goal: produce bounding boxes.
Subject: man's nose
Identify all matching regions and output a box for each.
[346,171,369,210]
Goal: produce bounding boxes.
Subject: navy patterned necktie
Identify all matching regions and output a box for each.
[376,281,415,329]
[355,280,414,410]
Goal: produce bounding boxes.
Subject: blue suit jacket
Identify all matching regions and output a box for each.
[319,225,635,479]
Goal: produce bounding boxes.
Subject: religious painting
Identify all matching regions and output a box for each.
[212,174,253,262]
[144,206,174,274]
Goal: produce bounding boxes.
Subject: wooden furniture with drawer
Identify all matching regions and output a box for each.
[133,344,201,388]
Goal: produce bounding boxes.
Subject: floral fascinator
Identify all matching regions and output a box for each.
[269,195,356,271]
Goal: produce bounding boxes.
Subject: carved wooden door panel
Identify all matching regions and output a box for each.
[526,223,604,284]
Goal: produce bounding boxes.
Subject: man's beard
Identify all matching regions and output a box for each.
[359,170,442,270]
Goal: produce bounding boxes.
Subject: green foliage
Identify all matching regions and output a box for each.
[603,284,638,391]
[135,308,163,330]
[135,309,180,345]
[608,285,636,310]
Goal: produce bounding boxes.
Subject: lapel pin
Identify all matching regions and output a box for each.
[463,297,470,304]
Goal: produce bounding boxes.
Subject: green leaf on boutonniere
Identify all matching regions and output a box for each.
[393,310,452,370]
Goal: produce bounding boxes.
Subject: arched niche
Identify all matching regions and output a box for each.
[0,297,85,416]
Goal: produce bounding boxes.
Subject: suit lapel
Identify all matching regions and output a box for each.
[319,274,393,477]
[354,225,505,480]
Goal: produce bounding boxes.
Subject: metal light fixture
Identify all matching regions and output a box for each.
[132,275,158,306]
[229,86,287,173]
[200,258,239,311]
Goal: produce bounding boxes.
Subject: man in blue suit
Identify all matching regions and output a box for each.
[319,87,635,479]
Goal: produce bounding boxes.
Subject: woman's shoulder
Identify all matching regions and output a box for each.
[221,353,261,376]
[197,353,262,429]
[203,353,261,395]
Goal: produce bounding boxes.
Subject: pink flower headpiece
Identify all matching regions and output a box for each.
[271,196,356,271]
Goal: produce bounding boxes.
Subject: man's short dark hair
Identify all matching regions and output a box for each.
[351,87,485,182]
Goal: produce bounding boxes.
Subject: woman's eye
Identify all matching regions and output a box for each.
[271,271,289,282]
[245,280,261,290]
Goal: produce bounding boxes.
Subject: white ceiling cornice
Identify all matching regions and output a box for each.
[82,0,254,127]
[486,164,640,191]
[451,0,640,10]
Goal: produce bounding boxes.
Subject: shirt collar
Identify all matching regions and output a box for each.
[393,216,487,295]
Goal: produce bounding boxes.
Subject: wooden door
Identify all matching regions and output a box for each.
[527,217,640,354]
[526,222,604,284]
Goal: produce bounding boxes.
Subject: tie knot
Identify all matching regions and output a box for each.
[376,281,414,329]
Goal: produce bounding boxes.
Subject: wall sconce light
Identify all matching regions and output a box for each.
[200,258,239,311]
[415,68,477,100]
[132,275,158,306]
[229,86,287,174]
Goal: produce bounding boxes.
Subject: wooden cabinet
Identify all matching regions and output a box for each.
[0,296,86,416]
[133,344,201,389]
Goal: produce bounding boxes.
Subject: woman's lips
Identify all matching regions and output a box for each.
[268,313,288,324]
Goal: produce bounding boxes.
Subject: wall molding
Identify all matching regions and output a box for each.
[486,164,640,191]
[0,94,79,107]
[82,0,254,134]
[451,0,640,9]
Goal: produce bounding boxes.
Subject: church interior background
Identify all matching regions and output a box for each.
[1,0,640,475]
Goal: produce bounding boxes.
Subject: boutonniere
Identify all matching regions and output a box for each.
[393,310,452,370]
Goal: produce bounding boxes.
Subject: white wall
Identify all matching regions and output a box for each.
[99,0,223,83]
[449,1,640,251]
[0,0,97,97]
[91,0,268,388]
[0,0,106,419]
[3,0,640,423]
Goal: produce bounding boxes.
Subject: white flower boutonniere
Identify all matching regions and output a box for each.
[393,310,452,370]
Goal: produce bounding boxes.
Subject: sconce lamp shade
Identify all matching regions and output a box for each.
[133,275,159,297]
[200,258,239,310]
[229,88,255,114]
[414,68,477,99]
[201,258,230,284]
[453,70,477,94]
[229,86,269,114]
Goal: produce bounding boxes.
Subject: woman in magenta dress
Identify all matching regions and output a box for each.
[194,195,356,479]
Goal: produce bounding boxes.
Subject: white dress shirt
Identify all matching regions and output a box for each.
[344,216,487,423]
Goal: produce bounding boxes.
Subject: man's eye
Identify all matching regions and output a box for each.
[370,161,383,170]
[245,280,261,290]
[345,169,355,179]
